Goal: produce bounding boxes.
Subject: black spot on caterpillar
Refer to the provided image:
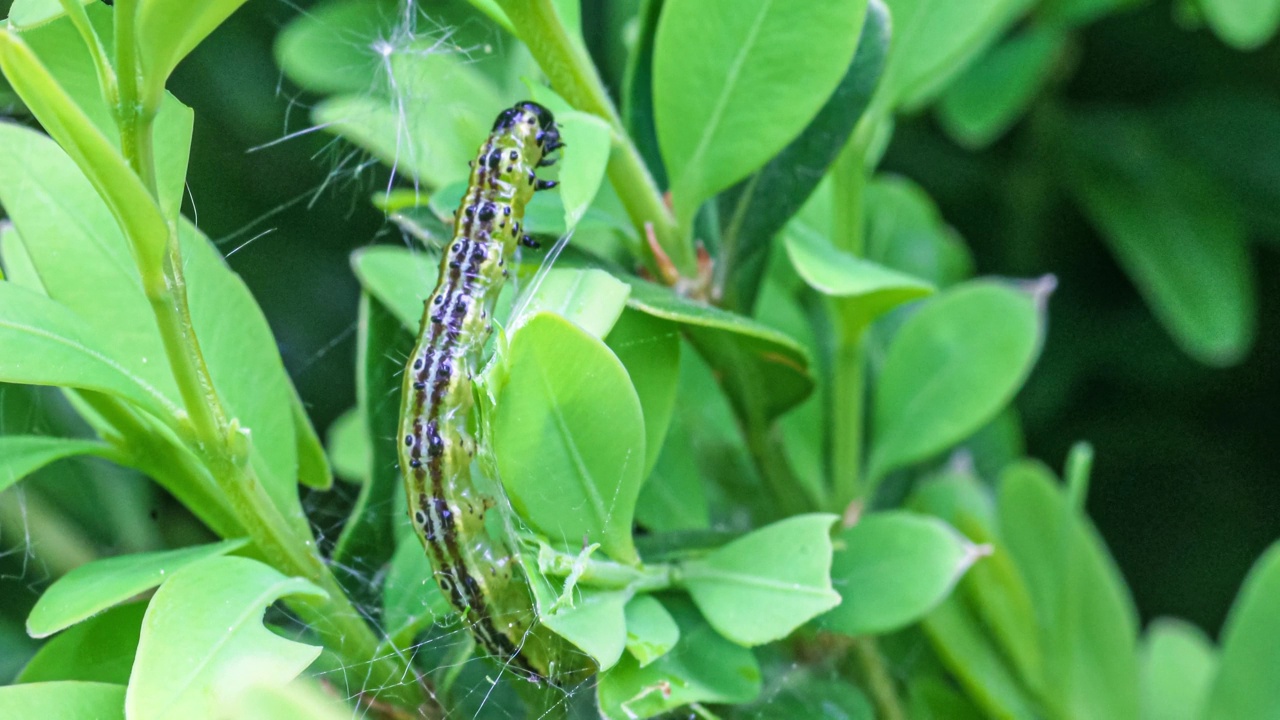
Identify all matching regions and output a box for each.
[397,101,587,684]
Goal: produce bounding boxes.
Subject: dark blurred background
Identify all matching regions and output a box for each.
[4,0,1278,643]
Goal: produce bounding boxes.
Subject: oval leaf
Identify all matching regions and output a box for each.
[558,110,613,229]
[1141,618,1217,720]
[820,512,983,637]
[1204,541,1280,720]
[682,513,841,646]
[26,539,247,638]
[653,0,867,227]
[0,681,125,719]
[125,556,326,720]
[869,280,1045,481]
[494,313,645,563]
[623,595,680,668]
[19,601,148,685]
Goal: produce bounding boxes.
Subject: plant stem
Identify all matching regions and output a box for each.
[495,0,691,276]
[853,637,906,720]
[829,324,866,510]
[57,0,117,105]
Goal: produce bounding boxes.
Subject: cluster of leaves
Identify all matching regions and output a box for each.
[1,1,1279,720]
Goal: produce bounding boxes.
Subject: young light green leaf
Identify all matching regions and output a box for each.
[513,267,631,339]
[350,245,439,330]
[26,539,247,638]
[820,512,984,637]
[605,310,680,477]
[1140,618,1216,720]
[653,0,867,228]
[5,0,97,30]
[718,0,890,312]
[876,0,1026,110]
[219,679,357,720]
[0,436,109,495]
[0,681,125,719]
[1200,0,1280,50]
[135,0,253,105]
[1061,110,1255,366]
[1204,541,1280,720]
[0,282,176,417]
[785,224,934,328]
[682,514,841,646]
[18,601,147,685]
[125,556,326,720]
[623,595,679,667]
[937,25,1066,148]
[541,588,630,672]
[869,280,1045,481]
[597,596,760,720]
[494,313,645,563]
[999,460,1140,720]
[0,35,169,279]
[864,175,974,288]
[558,110,612,229]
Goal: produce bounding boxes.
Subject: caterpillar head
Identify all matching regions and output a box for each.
[492,101,562,159]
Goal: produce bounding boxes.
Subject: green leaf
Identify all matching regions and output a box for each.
[18,602,147,685]
[937,25,1066,148]
[820,512,983,637]
[350,246,438,330]
[597,596,760,719]
[0,282,175,416]
[125,556,325,720]
[869,280,1045,481]
[26,540,247,638]
[718,0,890,312]
[785,225,934,328]
[331,295,414,583]
[998,460,1139,720]
[1204,541,1280,720]
[1061,110,1255,365]
[653,0,867,228]
[0,681,125,719]
[135,0,253,104]
[383,535,453,639]
[682,514,841,646]
[0,436,109,495]
[623,595,679,667]
[0,34,169,279]
[877,0,1026,111]
[626,278,812,421]
[1040,0,1144,25]
[513,267,631,339]
[742,673,874,719]
[908,676,987,720]
[541,588,630,672]
[326,408,368,483]
[5,1,96,29]
[1199,0,1280,49]
[220,679,357,720]
[289,385,331,492]
[1140,618,1216,720]
[558,110,612,229]
[494,313,645,563]
[923,597,1040,719]
[605,310,680,478]
[864,175,974,288]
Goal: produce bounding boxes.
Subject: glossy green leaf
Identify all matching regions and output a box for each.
[786,225,934,328]
[626,278,812,421]
[513,268,630,339]
[1204,541,1280,720]
[494,313,645,563]
[605,310,680,477]
[326,407,367,483]
[718,0,889,312]
[597,596,760,719]
[383,535,453,639]
[623,595,679,667]
[0,436,108,495]
[0,282,174,416]
[877,0,1025,110]
[998,460,1140,720]
[0,35,169,279]
[26,539,247,638]
[937,26,1066,148]
[541,588,630,672]
[869,280,1045,481]
[653,0,866,228]
[1200,0,1280,49]
[820,512,983,637]
[682,514,841,646]
[18,601,147,685]
[350,245,438,330]
[125,556,325,720]
[5,0,97,29]
[1140,618,1216,720]
[1061,110,1255,366]
[864,175,974,288]
[0,681,125,719]
[558,110,612,229]
[923,597,1039,720]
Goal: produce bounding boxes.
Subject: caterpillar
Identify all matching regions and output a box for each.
[397,101,585,684]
